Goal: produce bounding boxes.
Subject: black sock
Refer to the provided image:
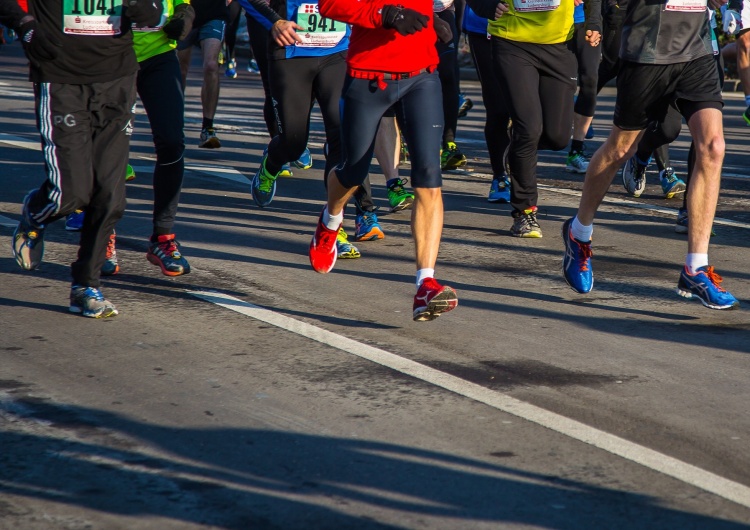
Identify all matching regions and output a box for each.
[570,140,584,154]
[202,117,213,130]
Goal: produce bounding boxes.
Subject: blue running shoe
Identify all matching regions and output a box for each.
[585,124,595,140]
[676,266,739,310]
[561,217,593,294]
[65,209,85,231]
[293,147,313,169]
[69,285,118,318]
[354,210,385,241]
[251,156,279,208]
[247,59,260,74]
[659,167,686,199]
[101,231,119,276]
[12,190,45,271]
[336,228,361,259]
[279,164,293,177]
[225,59,237,79]
[488,177,511,203]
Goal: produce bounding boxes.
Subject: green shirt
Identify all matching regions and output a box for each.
[488,0,575,44]
[133,0,190,62]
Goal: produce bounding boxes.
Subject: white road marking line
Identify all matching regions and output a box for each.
[0,214,17,228]
[190,289,750,510]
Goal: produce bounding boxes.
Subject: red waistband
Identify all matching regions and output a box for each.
[347,66,436,90]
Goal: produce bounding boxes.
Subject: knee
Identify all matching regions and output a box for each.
[512,123,543,148]
[696,135,725,165]
[155,138,185,165]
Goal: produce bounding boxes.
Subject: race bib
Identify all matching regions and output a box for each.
[665,0,707,12]
[63,0,123,35]
[295,3,345,48]
[512,0,561,12]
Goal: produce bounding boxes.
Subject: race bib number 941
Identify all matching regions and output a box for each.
[63,0,123,35]
[295,3,345,48]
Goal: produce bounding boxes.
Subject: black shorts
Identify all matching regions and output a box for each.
[614,54,723,131]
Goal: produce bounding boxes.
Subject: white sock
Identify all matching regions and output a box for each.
[745,94,750,107]
[685,253,708,275]
[416,268,435,288]
[322,207,343,231]
[570,216,593,242]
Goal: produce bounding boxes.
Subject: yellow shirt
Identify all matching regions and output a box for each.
[488,0,575,44]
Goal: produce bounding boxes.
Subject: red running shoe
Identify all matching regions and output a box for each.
[309,210,339,273]
[412,277,458,321]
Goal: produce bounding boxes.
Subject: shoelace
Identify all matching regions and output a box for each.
[158,238,180,257]
[703,266,726,292]
[105,235,116,259]
[360,213,378,227]
[577,241,593,272]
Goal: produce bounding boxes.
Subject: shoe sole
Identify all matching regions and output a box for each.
[675,287,739,310]
[413,287,458,322]
[511,231,542,238]
[101,264,120,276]
[354,233,384,242]
[13,230,43,270]
[565,166,587,174]
[147,254,190,277]
[337,250,361,259]
[199,138,221,149]
[390,197,414,212]
[441,159,468,170]
[663,182,686,199]
[70,305,119,318]
[293,160,313,170]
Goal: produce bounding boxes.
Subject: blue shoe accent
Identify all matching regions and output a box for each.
[676,266,739,310]
[225,59,237,79]
[65,210,85,231]
[488,177,511,203]
[293,147,313,169]
[354,210,385,241]
[585,124,595,140]
[12,190,45,271]
[251,156,278,208]
[561,217,593,294]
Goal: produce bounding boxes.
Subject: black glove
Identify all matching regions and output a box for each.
[162,3,195,41]
[125,0,164,28]
[18,19,60,68]
[381,4,429,35]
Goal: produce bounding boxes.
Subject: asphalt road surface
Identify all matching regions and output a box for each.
[1,42,750,529]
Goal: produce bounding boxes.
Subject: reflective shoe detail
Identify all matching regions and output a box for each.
[69,285,118,318]
[561,217,593,294]
[440,141,467,170]
[12,191,45,271]
[147,234,191,277]
[510,206,542,238]
[488,177,510,203]
[660,167,686,199]
[566,150,589,174]
[336,228,361,259]
[225,59,238,79]
[413,277,458,322]
[354,210,385,241]
[125,164,136,181]
[676,266,739,310]
[387,178,415,212]
[457,94,473,118]
[199,127,221,149]
[65,210,85,232]
[585,124,595,140]
[309,210,339,273]
[622,156,647,197]
[278,164,293,177]
[101,231,119,276]
[247,59,260,74]
[293,147,313,170]
[251,156,279,208]
[743,105,750,126]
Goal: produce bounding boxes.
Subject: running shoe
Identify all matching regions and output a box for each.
[225,59,238,79]
[457,93,473,118]
[674,207,716,236]
[566,149,589,174]
[101,231,119,276]
[743,105,750,126]
[309,210,339,273]
[354,210,385,241]
[65,209,85,232]
[293,147,313,170]
[12,190,45,271]
[510,206,542,238]
[69,285,118,318]
[251,156,279,207]
[561,217,593,294]
[487,176,510,203]
[278,164,293,177]
[676,266,739,310]
[199,127,221,149]
[247,59,260,74]
[621,156,646,197]
[440,141,467,170]
[147,234,191,276]
[387,177,414,212]
[585,124,595,140]
[126,164,136,181]
[412,277,458,322]
[336,228,360,259]
[659,167,686,199]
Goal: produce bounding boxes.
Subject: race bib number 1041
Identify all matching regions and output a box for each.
[63,0,123,35]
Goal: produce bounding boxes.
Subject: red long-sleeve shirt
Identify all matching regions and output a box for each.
[319,0,438,73]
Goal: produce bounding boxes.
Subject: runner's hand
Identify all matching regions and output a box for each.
[18,19,60,68]
[125,0,164,28]
[493,2,509,19]
[381,5,429,35]
[433,15,452,43]
[272,20,303,46]
[163,3,195,41]
[585,29,601,47]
